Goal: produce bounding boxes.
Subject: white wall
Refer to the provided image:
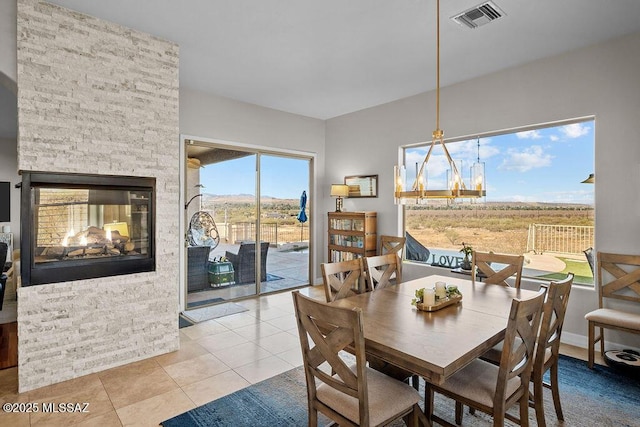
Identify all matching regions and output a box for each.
[0,137,20,245]
[0,0,17,86]
[325,32,640,349]
[180,88,327,283]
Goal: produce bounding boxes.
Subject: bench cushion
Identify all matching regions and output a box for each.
[585,308,640,330]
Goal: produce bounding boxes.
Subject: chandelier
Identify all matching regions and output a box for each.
[394,0,485,203]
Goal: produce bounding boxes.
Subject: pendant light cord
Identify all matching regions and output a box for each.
[435,0,440,133]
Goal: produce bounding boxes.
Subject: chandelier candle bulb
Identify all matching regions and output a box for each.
[435,281,446,299]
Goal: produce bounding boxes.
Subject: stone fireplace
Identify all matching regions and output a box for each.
[21,172,156,286]
[16,0,179,392]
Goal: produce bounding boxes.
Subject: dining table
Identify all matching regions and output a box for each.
[329,274,541,386]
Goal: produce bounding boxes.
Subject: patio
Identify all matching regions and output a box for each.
[186,242,310,308]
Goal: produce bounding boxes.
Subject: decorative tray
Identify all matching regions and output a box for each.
[416,294,463,312]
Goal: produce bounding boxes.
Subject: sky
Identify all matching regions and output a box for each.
[200,154,310,200]
[404,120,595,204]
[198,120,595,204]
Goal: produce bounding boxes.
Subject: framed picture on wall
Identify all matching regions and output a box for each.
[344,175,378,198]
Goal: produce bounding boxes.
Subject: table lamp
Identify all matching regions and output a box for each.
[330,184,349,212]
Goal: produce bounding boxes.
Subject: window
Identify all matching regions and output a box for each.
[403,119,595,285]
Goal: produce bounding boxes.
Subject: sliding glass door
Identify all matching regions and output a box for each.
[259,154,310,293]
[184,141,312,308]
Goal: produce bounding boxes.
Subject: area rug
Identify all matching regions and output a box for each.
[162,355,640,426]
[181,302,249,324]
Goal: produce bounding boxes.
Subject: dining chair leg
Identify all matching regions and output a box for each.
[533,371,546,427]
[413,374,420,391]
[599,326,605,358]
[549,363,564,421]
[587,321,595,369]
[493,409,505,427]
[309,406,317,426]
[455,401,463,425]
[425,384,435,422]
[519,397,529,427]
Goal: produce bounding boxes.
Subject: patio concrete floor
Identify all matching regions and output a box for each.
[186,242,310,309]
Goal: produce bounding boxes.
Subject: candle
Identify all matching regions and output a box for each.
[435,281,447,299]
[424,288,436,306]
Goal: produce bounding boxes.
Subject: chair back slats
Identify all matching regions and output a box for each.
[380,235,406,278]
[321,259,365,302]
[473,251,525,288]
[597,252,640,304]
[364,253,401,291]
[536,274,573,370]
[380,235,406,257]
[495,289,545,407]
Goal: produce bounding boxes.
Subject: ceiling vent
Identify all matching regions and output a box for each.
[451,1,505,29]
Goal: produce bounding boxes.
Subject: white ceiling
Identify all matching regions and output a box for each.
[3,0,640,138]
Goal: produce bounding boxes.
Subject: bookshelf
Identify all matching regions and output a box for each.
[328,211,377,262]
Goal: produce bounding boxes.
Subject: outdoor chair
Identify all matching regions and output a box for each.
[292,291,426,426]
[425,289,545,427]
[585,252,640,369]
[225,241,269,284]
[187,245,211,292]
[473,251,525,288]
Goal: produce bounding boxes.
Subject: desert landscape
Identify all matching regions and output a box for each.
[405,202,594,256]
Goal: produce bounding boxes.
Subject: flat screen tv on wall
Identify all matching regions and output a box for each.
[0,181,9,222]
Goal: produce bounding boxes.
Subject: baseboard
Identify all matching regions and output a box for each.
[562,331,640,354]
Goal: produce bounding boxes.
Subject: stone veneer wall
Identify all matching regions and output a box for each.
[16,0,180,392]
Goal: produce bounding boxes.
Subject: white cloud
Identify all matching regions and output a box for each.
[499,145,553,172]
[560,123,590,138]
[516,130,542,139]
[549,135,559,142]
[405,138,499,180]
[448,138,500,161]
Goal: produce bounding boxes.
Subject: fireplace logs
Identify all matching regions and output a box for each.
[37,226,140,262]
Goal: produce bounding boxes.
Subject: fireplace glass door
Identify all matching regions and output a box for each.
[22,172,155,285]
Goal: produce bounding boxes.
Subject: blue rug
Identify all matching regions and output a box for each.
[162,354,639,426]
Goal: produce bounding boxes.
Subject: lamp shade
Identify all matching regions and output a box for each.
[330,184,349,197]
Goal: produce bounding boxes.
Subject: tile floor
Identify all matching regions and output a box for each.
[0,285,604,427]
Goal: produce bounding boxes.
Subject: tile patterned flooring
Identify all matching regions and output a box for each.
[0,285,604,426]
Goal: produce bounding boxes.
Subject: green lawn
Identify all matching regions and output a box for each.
[539,256,593,285]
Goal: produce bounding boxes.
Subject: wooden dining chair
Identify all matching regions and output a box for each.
[530,273,573,427]
[425,289,545,427]
[321,259,365,302]
[473,251,525,288]
[380,234,406,271]
[478,273,574,426]
[291,291,426,427]
[585,252,640,369]
[363,253,402,292]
